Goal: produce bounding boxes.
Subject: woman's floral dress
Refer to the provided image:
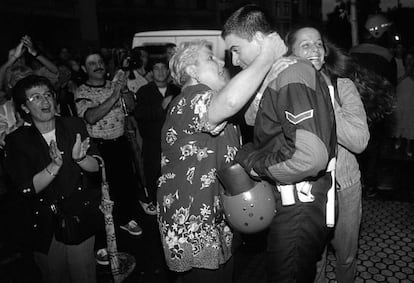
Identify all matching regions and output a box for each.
[157,84,239,272]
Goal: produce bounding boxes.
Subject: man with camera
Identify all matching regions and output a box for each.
[74,51,144,237]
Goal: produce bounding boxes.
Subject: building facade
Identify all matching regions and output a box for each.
[0,0,321,55]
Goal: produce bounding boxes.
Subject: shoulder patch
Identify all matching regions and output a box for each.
[276,59,316,91]
[285,109,314,125]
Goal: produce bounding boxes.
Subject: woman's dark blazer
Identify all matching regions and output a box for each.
[5,116,102,253]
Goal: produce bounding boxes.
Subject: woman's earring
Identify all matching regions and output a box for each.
[21,105,30,114]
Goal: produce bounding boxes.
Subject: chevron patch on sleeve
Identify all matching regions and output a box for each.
[285,109,314,125]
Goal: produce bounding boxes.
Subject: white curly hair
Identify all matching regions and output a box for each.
[169,40,209,87]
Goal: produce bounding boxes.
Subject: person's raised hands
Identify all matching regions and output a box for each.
[10,41,26,60]
[112,70,128,99]
[21,35,38,57]
[49,140,63,167]
[72,133,90,161]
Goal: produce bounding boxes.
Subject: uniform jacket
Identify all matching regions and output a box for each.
[237,57,337,193]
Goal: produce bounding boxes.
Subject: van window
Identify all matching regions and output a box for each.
[132,30,226,59]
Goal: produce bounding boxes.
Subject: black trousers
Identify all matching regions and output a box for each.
[142,138,161,203]
[266,179,331,283]
[358,121,385,191]
[93,136,144,225]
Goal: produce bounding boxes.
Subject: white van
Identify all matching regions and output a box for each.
[132,30,226,60]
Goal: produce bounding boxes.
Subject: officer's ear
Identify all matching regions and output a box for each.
[253,32,266,44]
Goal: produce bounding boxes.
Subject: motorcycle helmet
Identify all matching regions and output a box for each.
[221,181,276,234]
[217,164,276,234]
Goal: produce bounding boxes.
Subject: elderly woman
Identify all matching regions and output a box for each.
[286,27,370,283]
[5,75,102,283]
[156,37,285,282]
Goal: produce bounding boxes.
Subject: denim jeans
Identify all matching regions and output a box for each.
[314,181,362,283]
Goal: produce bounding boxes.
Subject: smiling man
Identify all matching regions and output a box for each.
[75,52,145,242]
[222,5,337,282]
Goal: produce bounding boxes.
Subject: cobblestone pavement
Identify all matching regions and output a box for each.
[234,198,414,283]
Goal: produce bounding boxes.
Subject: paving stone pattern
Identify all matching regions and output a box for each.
[335,199,414,283]
[236,199,414,283]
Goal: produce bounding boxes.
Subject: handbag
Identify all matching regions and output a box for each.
[53,195,102,245]
[54,210,84,245]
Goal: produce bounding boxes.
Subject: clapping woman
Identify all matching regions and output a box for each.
[5,75,102,283]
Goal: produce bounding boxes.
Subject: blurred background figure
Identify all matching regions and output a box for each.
[393,43,407,81]
[350,14,397,197]
[134,57,180,214]
[0,45,25,197]
[351,14,397,85]
[392,50,414,157]
[126,47,149,94]
[164,43,176,62]
[21,36,60,87]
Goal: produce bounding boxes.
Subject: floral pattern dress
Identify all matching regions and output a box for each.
[157,84,239,272]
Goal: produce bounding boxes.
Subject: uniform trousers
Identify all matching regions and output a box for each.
[266,180,331,283]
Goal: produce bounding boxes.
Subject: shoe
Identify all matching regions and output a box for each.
[139,201,157,216]
[120,220,143,236]
[378,184,393,191]
[95,248,109,265]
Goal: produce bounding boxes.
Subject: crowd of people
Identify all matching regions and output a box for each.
[0,3,412,283]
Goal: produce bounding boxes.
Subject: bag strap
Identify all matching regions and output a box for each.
[331,78,342,107]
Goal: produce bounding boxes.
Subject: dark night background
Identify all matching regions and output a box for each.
[1,0,414,61]
[1,1,414,283]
